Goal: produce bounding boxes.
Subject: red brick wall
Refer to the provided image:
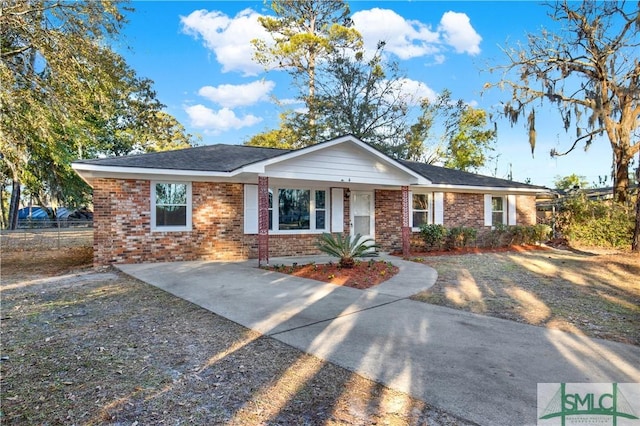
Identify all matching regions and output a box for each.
[375,190,403,252]
[92,179,248,266]
[443,193,485,228]
[516,195,537,225]
[245,234,323,259]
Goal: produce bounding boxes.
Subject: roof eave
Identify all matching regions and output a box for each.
[420,183,550,193]
[71,163,237,182]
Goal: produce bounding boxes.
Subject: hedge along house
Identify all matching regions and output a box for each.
[72,135,548,266]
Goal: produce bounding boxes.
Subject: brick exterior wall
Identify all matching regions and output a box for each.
[92,178,332,266]
[92,179,249,266]
[375,190,403,252]
[443,192,485,228]
[516,195,537,225]
[91,178,539,264]
[245,234,323,259]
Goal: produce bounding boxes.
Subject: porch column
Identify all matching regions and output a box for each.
[401,185,410,257]
[258,176,269,266]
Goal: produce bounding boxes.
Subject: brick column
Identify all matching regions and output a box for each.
[258,176,269,266]
[402,185,410,257]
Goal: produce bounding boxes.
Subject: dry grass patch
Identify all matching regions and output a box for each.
[410,248,640,346]
[1,248,468,425]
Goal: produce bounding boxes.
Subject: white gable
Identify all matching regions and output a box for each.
[262,142,420,186]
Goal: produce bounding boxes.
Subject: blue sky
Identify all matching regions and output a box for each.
[116,1,616,188]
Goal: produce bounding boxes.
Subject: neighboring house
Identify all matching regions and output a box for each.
[72,135,549,266]
[536,184,638,222]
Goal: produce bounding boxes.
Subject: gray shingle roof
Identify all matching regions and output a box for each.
[74,144,291,172]
[75,142,547,190]
[399,160,547,190]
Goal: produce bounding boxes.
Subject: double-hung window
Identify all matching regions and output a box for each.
[412,193,431,228]
[492,196,505,226]
[485,194,515,227]
[315,190,326,230]
[151,182,192,231]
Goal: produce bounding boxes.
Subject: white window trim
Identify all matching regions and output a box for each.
[485,194,507,228]
[272,186,330,235]
[151,181,192,232]
[410,191,433,230]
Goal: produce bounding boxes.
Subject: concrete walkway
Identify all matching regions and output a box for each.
[118,254,640,426]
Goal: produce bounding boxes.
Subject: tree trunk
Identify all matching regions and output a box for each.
[8,179,21,230]
[613,153,630,203]
[0,182,5,229]
[632,167,640,252]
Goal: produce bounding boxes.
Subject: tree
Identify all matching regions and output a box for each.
[252,0,362,145]
[553,174,589,191]
[485,1,639,203]
[245,114,300,149]
[313,42,421,158]
[1,0,195,227]
[411,90,496,169]
[443,106,496,172]
[485,1,640,251]
[1,0,129,226]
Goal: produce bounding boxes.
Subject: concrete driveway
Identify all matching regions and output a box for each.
[118,254,640,426]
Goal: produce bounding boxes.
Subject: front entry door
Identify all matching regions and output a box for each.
[350,191,375,242]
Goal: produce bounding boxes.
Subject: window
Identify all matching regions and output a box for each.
[315,190,326,230]
[492,196,504,226]
[279,189,310,230]
[268,190,273,230]
[244,185,328,234]
[275,188,327,232]
[412,193,430,228]
[152,182,192,231]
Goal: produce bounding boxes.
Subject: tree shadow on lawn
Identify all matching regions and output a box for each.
[410,249,640,346]
[0,267,455,425]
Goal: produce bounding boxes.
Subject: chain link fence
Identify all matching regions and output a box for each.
[1,221,93,250]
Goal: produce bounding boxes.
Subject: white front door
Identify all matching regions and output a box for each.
[350,191,375,242]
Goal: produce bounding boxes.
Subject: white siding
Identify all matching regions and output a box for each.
[331,188,344,232]
[244,184,258,234]
[265,144,413,185]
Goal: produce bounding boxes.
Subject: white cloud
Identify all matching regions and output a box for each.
[197,80,275,108]
[390,78,438,105]
[185,104,262,133]
[352,8,481,61]
[278,98,303,106]
[400,78,438,105]
[352,8,440,60]
[180,8,268,76]
[439,11,482,55]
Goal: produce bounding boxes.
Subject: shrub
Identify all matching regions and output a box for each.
[509,225,529,245]
[447,226,477,248]
[316,233,379,268]
[485,223,509,247]
[419,224,448,250]
[532,224,552,244]
[555,194,633,248]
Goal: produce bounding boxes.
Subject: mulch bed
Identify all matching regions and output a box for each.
[263,260,399,289]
